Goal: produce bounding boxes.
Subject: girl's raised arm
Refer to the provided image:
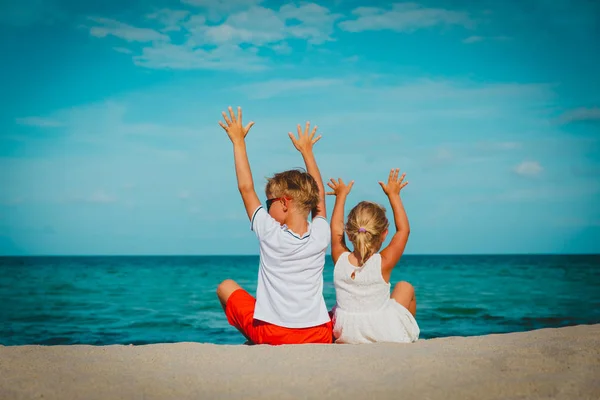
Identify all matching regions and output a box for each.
[326,178,354,264]
[379,169,410,282]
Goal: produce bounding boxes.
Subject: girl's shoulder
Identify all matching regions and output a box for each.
[366,253,382,264]
[336,252,381,268]
[334,251,351,264]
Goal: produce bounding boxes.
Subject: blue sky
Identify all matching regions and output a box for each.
[1,0,599,255]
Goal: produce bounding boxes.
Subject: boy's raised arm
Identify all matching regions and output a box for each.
[219,106,261,220]
[326,178,354,264]
[289,122,326,219]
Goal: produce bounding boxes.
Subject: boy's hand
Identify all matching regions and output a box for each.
[378,168,408,197]
[219,106,254,144]
[289,121,321,154]
[326,178,354,197]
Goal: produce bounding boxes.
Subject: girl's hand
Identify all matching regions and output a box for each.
[378,168,408,196]
[289,121,321,154]
[326,178,354,197]
[219,106,254,144]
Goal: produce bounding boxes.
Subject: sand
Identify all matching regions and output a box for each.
[1,324,599,400]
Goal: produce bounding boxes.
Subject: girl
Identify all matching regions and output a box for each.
[326,168,419,344]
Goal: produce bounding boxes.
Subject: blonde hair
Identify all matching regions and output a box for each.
[345,201,389,266]
[265,169,320,215]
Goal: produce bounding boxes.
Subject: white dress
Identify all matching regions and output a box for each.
[332,252,420,344]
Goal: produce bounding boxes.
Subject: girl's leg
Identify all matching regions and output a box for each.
[391,281,417,317]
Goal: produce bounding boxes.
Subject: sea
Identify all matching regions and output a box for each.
[1,255,599,346]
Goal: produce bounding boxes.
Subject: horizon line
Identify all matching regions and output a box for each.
[1,253,599,257]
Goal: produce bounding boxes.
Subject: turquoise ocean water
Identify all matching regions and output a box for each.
[1,255,599,345]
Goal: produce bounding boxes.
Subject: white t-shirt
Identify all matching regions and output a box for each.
[250,206,331,328]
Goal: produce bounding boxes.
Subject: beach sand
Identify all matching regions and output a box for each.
[1,324,598,400]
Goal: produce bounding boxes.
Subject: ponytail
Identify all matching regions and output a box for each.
[345,202,389,266]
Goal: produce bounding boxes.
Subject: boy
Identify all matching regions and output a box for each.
[216,106,332,345]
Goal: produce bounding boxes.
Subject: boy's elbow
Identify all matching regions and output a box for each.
[238,184,254,194]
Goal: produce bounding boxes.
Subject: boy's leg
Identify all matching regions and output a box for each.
[391,281,417,317]
[217,279,242,311]
[217,280,334,345]
[216,279,256,343]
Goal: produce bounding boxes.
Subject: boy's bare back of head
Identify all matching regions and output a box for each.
[266,169,320,216]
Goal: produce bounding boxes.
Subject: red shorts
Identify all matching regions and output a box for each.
[225,289,333,345]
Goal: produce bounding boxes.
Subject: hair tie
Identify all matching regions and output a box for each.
[358,227,367,233]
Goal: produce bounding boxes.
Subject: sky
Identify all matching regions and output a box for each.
[1,0,599,255]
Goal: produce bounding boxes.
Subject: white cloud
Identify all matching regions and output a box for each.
[271,42,292,54]
[463,35,510,44]
[16,117,63,127]
[278,3,343,44]
[146,9,190,32]
[558,107,600,124]
[463,35,484,43]
[182,0,265,21]
[238,77,346,99]
[133,42,266,71]
[339,3,473,33]
[113,47,133,54]
[513,161,543,177]
[183,0,263,6]
[178,190,191,200]
[88,17,169,42]
[87,3,341,70]
[200,6,286,45]
[184,3,341,46]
